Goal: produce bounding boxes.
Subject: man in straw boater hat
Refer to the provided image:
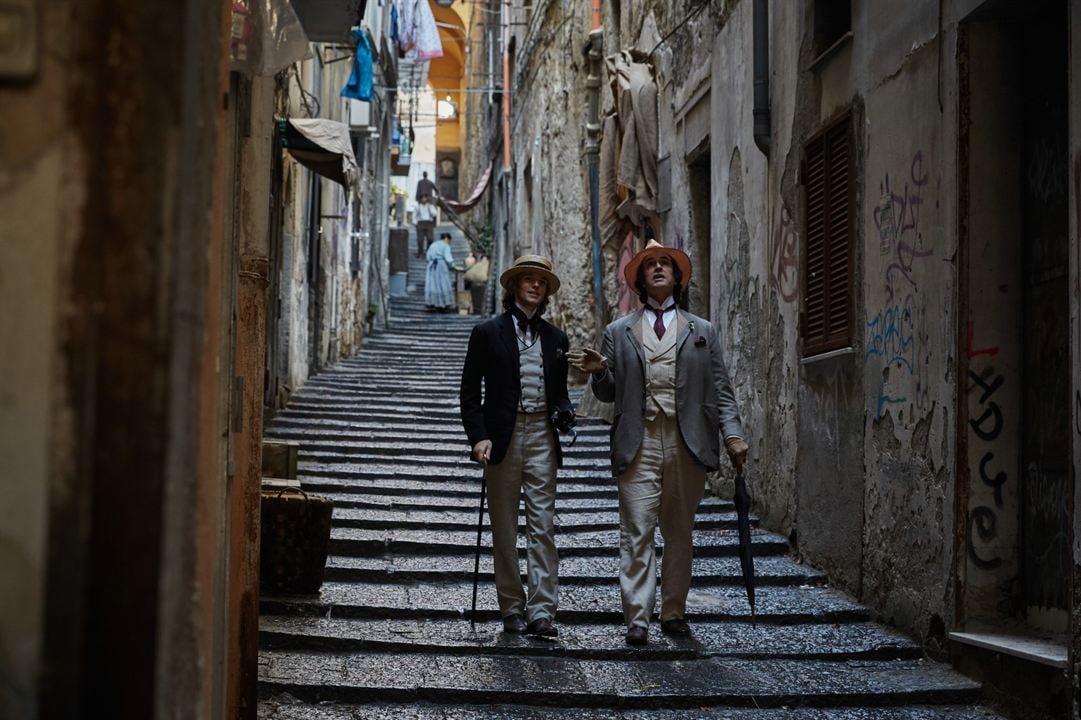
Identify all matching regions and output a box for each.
[568,239,748,645]
[459,255,574,638]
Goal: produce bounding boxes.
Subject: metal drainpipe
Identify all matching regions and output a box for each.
[753,0,770,156]
[584,23,606,337]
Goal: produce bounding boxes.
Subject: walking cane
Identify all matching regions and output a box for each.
[470,466,487,630]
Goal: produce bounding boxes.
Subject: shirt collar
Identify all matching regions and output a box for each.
[515,302,537,319]
[645,295,675,311]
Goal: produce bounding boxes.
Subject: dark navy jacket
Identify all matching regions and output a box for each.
[459,311,573,466]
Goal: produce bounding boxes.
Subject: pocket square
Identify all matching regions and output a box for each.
[694,336,707,347]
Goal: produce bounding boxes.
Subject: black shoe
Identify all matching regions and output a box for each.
[625,625,648,645]
[661,618,691,637]
[526,618,558,638]
[502,615,527,633]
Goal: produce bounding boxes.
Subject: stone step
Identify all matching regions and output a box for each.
[258,617,914,661]
[266,421,610,442]
[257,651,982,709]
[326,526,789,559]
[257,700,1003,720]
[298,477,621,500]
[260,581,867,625]
[300,452,610,471]
[296,461,618,483]
[305,491,710,513]
[267,436,612,458]
[330,508,753,533]
[322,554,822,587]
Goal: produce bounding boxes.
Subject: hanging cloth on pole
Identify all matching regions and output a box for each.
[397,0,442,60]
[341,26,374,101]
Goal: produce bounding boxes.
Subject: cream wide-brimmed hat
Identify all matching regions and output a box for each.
[623,239,692,289]
[499,255,561,294]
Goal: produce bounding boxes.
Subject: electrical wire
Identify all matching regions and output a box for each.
[648,0,711,56]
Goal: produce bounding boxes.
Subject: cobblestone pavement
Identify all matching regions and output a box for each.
[258,249,1003,718]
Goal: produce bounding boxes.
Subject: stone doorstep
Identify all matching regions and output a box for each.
[947,631,1068,669]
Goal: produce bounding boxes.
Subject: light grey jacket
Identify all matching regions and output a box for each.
[591,309,745,476]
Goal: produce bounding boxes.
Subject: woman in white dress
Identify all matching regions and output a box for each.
[425,234,457,312]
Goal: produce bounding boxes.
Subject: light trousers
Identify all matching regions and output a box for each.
[484,411,558,622]
[617,411,706,628]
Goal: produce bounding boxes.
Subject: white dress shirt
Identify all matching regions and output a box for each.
[644,295,677,335]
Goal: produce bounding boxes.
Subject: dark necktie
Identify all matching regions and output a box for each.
[513,308,539,337]
[650,305,675,339]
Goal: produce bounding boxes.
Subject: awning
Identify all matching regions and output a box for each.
[289,0,367,43]
[443,162,493,213]
[279,118,359,189]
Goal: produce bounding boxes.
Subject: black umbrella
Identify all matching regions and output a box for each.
[733,468,756,626]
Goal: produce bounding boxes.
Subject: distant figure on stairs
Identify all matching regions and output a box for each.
[414,196,438,258]
[424,232,458,313]
[415,170,438,202]
[459,255,573,639]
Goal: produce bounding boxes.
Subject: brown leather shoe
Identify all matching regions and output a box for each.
[502,615,527,633]
[525,617,558,638]
[625,625,648,645]
[661,618,691,637]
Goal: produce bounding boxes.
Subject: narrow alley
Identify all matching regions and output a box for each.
[256,232,997,718]
[5,1,1081,719]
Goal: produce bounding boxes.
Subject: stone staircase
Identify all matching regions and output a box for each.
[257,250,1003,718]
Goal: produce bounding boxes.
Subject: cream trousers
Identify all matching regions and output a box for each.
[484,411,558,622]
[617,411,705,628]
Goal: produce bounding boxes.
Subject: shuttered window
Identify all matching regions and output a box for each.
[802,113,853,356]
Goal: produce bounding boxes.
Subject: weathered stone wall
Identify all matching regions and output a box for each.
[277,48,377,395]
[506,0,595,348]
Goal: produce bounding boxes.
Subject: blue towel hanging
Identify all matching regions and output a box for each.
[341,27,373,101]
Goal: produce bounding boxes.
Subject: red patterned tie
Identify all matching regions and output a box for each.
[651,306,673,339]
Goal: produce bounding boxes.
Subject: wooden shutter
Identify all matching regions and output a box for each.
[802,113,853,356]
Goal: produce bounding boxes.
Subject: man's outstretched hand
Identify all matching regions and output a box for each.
[567,349,607,376]
[472,439,492,465]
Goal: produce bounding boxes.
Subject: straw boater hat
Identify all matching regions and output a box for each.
[500,255,561,294]
[623,239,692,288]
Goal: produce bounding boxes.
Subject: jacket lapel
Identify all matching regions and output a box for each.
[499,311,519,362]
[675,309,693,355]
[625,311,646,368]
[539,321,556,388]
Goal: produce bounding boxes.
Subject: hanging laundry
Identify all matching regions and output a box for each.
[397,0,416,53]
[395,0,442,60]
[340,26,374,101]
[410,0,443,60]
[388,0,399,44]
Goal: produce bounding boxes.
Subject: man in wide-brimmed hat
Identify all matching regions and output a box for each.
[569,239,748,645]
[460,255,574,638]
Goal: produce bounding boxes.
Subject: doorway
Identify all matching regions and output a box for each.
[959,0,1071,638]
[687,146,712,317]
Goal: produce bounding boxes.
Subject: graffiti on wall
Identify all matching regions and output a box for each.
[769,203,799,303]
[967,366,1008,570]
[866,151,935,420]
[874,151,933,302]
